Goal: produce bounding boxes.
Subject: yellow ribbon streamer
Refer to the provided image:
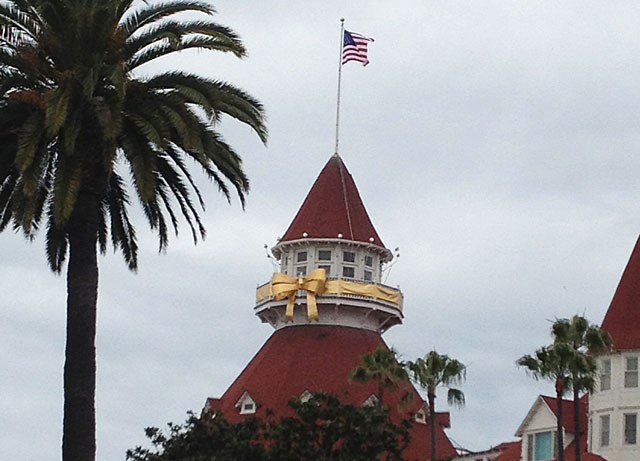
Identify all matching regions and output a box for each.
[271,268,327,322]
[256,271,403,320]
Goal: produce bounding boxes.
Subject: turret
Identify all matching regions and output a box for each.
[588,236,640,461]
[254,154,403,332]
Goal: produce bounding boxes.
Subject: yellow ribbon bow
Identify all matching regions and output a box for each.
[271,268,327,322]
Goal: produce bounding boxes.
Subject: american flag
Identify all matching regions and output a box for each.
[342,30,374,66]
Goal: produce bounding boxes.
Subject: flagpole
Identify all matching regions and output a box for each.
[334,18,345,155]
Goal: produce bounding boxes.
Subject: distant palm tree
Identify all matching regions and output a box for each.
[350,345,409,406]
[407,350,465,461]
[518,343,575,461]
[552,316,611,461]
[0,1,266,460]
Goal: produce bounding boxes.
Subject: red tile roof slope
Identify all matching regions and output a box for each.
[491,438,606,461]
[493,440,521,461]
[206,325,456,460]
[561,441,607,461]
[540,395,587,434]
[280,155,385,248]
[601,235,640,350]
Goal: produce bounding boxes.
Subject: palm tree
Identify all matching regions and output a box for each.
[552,316,611,461]
[350,345,409,406]
[0,2,266,460]
[407,350,465,461]
[518,343,576,461]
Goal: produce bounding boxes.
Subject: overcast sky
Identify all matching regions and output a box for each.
[3,1,640,459]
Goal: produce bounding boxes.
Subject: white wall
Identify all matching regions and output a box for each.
[589,350,640,461]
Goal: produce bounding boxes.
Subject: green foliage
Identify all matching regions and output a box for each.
[406,350,465,461]
[350,346,411,406]
[551,315,611,393]
[1,2,266,460]
[406,350,466,408]
[517,315,610,461]
[0,0,267,272]
[127,393,411,461]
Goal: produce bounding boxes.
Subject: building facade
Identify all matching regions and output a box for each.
[205,154,458,460]
[588,237,640,461]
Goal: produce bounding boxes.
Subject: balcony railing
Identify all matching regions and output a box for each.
[255,276,403,310]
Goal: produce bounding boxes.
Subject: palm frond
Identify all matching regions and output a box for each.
[127,34,244,71]
[119,0,216,36]
[0,1,41,41]
[125,18,244,59]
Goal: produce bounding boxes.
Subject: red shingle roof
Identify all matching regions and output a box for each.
[493,440,521,461]
[540,395,587,434]
[206,325,456,460]
[601,235,640,350]
[280,155,385,248]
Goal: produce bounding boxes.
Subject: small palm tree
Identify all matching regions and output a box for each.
[350,346,409,406]
[517,343,576,461]
[552,316,611,461]
[407,350,465,461]
[0,2,266,460]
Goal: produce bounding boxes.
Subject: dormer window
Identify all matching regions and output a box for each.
[242,403,254,412]
[235,392,257,415]
[318,250,332,261]
[363,394,379,407]
[415,409,426,424]
[527,431,557,461]
[343,251,356,263]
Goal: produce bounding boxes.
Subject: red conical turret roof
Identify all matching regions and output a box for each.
[601,235,640,350]
[280,155,385,248]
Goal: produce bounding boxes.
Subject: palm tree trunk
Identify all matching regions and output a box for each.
[574,386,580,461]
[62,191,99,461]
[555,380,565,461]
[428,390,436,461]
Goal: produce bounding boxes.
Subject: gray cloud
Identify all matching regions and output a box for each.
[2,1,640,459]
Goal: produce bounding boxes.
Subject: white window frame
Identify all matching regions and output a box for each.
[296,250,308,263]
[296,265,307,277]
[625,356,638,388]
[364,255,374,267]
[235,392,257,415]
[624,413,637,445]
[526,430,557,461]
[317,249,332,261]
[343,250,356,263]
[342,266,355,278]
[318,264,331,277]
[600,414,610,447]
[600,359,611,391]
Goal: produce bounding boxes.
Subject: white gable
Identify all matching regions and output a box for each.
[516,396,559,436]
[234,391,257,415]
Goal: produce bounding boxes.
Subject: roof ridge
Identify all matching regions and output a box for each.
[337,158,354,240]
